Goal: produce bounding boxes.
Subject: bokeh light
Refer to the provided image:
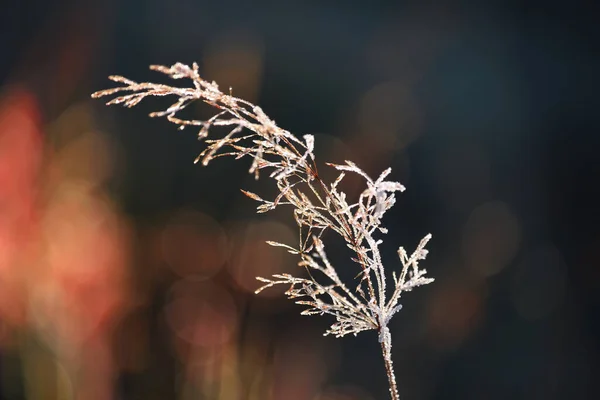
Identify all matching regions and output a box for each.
[462,200,521,277]
[35,181,131,347]
[0,86,43,327]
[356,81,422,151]
[226,220,298,296]
[271,324,338,400]
[2,1,597,399]
[165,279,238,348]
[427,277,486,351]
[203,30,264,103]
[161,210,229,279]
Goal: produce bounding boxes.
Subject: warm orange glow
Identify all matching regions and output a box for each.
[0,87,43,327]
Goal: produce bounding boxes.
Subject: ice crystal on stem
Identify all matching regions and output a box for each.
[92,62,434,400]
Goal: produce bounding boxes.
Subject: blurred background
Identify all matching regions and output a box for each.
[1,0,599,399]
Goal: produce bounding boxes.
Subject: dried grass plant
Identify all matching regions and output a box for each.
[92,62,434,400]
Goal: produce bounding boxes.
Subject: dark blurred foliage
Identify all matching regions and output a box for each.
[1,0,599,399]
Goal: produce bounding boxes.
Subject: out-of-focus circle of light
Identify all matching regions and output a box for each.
[462,200,521,277]
[426,278,485,351]
[165,279,238,348]
[0,87,42,327]
[203,29,264,103]
[271,331,329,400]
[226,220,297,296]
[161,210,229,279]
[356,81,422,151]
[35,182,130,347]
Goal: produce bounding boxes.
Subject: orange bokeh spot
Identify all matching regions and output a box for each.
[0,86,43,326]
[165,280,238,348]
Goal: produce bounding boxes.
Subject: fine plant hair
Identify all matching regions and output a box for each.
[92,62,433,400]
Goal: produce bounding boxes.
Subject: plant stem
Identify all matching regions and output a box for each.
[380,327,400,400]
